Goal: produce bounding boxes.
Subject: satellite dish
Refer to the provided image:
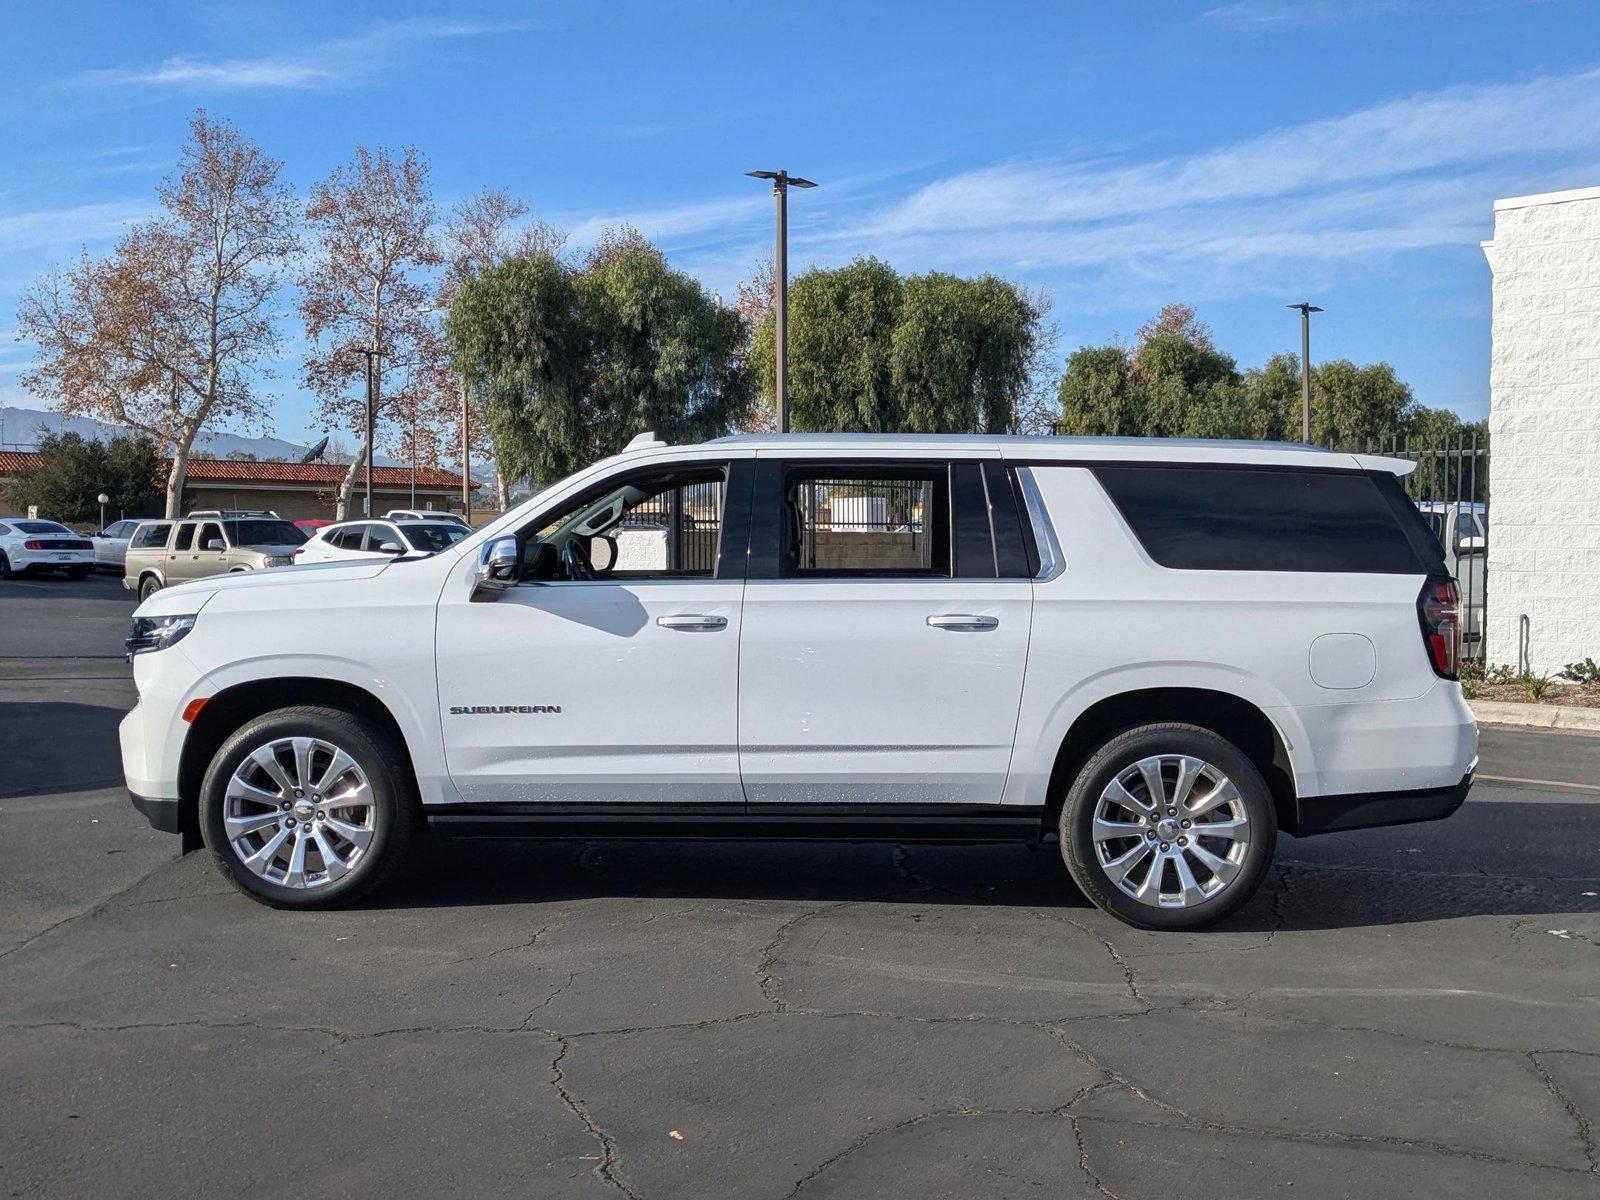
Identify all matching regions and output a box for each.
[301,435,329,463]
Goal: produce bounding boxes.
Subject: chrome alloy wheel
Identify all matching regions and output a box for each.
[223,737,375,889]
[1090,755,1251,909]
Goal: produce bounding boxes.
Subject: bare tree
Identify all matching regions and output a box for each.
[439,187,566,510]
[1135,302,1213,351]
[18,112,298,516]
[299,145,441,519]
[733,256,776,433]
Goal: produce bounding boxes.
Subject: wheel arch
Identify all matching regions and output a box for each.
[1042,687,1299,835]
[176,677,418,848]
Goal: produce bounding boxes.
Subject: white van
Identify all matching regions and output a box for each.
[119,434,1476,930]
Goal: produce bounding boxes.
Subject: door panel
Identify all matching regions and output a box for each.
[436,578,745,805]
[737,578,1032,805]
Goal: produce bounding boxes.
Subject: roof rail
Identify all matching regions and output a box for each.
[623,431,668,453]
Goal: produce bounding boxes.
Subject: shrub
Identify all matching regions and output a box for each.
[1558,657,1600,686]
[1519,672,1552,702]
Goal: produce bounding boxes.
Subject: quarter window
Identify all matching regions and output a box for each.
[1094,465,1430,574]
[132,523,172,549]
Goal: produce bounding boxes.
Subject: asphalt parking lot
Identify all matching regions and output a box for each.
[2,570,1597,1199]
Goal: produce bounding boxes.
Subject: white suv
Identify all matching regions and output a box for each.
[119,434,1476,929]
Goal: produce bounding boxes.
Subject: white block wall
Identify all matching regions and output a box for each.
[1482,185,1600,674]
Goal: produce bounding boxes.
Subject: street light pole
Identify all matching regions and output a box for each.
[1288,303,1323,443]
[747,170,817,433]
[460,379,472,522]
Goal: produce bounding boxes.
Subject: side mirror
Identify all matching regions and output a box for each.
[471,536,520,601]
[204,538,224,551]
[1455,535,1486,555]
[378,541,404,555]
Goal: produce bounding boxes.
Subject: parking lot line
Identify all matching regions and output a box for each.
[1476,772,1600,794]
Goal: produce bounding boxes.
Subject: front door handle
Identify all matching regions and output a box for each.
[656,613,728,631]
[927,614,999,631]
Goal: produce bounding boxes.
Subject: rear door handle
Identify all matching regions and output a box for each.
[926,614,999,631]
[657,614,728,631]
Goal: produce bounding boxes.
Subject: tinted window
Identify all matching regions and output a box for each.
[400,523,468,553]
[197,522,225,550]
[365,525,403,552]
[172,524,196,551]
[15,521,69,535]
[132,523,172,549]
[1094,466,1428,574]
[327,524,367,550]
[224,519,306,546]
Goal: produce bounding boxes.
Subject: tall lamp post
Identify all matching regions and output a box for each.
[746,169,817,433]
[97,492,109,531]
[1288,302,1322,443]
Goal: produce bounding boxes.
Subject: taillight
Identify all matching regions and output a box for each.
[24,540,42,550]
[1419,577,1460,680]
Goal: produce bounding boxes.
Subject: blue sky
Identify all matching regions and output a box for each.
[4,0,1600,445]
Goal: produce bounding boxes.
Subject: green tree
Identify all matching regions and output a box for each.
[3,431,162,524]
[1056,345,1136,436]
[752,257,1041,434]
[447,237,751,488]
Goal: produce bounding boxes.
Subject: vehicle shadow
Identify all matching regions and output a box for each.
[375,799,1594,932]
[0,702,127,799]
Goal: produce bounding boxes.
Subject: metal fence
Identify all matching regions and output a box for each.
[795,478,930,571]
[1327,434,1489,660]
[617,481,723,573]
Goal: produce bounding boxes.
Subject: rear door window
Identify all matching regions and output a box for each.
[172,524,196,552]
[1094,465,1431,573]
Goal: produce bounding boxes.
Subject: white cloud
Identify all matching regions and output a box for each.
[0,200,147,255]
[69,17,537,92]
[768,65,1600,308]
[1204,0,1550,31]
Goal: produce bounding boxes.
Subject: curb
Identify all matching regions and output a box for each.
[1469,699,1600,732]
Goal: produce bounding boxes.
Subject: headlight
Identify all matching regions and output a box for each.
[125,614,197,658]
[263,555,294,568]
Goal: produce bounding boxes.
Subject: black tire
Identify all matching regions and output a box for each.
[199,705,420,909]
[0,551,10,580]
[1059,722,1277,931]
[66,566,91,581]
[138,574,161,602]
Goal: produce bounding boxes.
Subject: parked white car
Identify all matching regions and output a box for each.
[1415,501,1486,657]
[91,519,141,572]
[385,509,470,528]
[0,517,94,579]
[120,434,1476,929]
[296,519,471,563]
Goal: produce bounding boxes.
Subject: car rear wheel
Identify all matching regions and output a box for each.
[0,551,10,579]
[138,575,161,601]
[199,706,419,909]
[66,566,91,580]
[1059,722,1276,931]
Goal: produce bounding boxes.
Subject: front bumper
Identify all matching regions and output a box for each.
[1289,763,1475,837]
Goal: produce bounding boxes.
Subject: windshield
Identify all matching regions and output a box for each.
[14,521,71,535]
[400,523,469,553]
[223,519,307,546]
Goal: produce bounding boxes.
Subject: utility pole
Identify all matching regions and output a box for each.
[746,170,817,433]
[1288,303,1322,443]
[459,379,472,522]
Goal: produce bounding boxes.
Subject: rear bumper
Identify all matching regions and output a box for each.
[1289,764,1474,837]
[129,790,182,834]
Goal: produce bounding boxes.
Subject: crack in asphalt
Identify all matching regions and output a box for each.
[1529,1052,1600,1175]
[545,1033,640,1200]
[755,902,848,1012]
[0,855,175,962]
[447,924,549,966]
[1060,917,1146,1006]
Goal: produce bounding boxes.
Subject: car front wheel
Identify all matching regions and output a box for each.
[199,705,419,909]
[138,575,161,601]
[1059,722,1277,931]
